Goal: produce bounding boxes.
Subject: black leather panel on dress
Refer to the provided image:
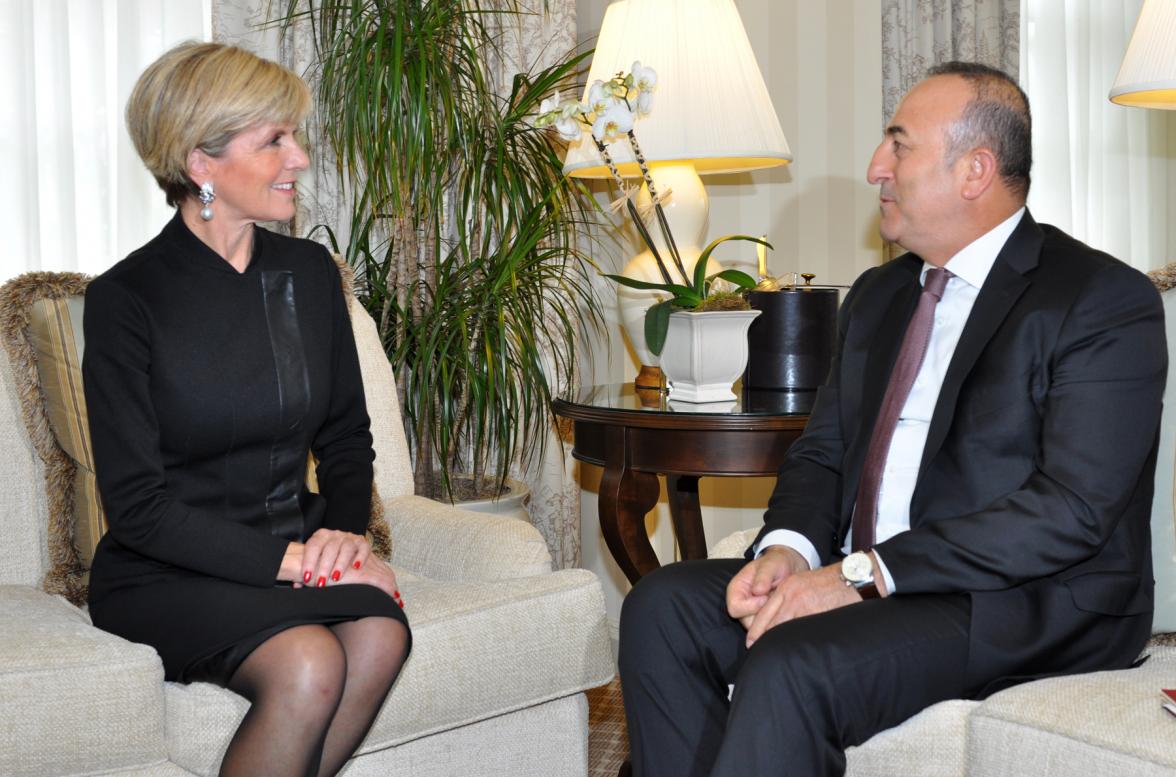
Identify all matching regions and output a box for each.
[260,270,312,541]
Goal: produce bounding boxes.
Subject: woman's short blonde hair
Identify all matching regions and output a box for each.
[126,41,312,207]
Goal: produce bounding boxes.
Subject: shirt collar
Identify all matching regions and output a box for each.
[920,207,1026,290]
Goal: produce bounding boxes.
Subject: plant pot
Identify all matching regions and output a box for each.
[617,250,721,367]
[448,475,532,523]
[661,309,762,403]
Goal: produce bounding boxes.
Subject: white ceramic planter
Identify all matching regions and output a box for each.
[451,475,532,523]
[618,251,721,366]
[661,309,762,403]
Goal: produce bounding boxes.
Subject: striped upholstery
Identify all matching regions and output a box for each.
[28,294,106,581]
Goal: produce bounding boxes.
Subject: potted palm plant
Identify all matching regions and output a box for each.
[282,0,603,501]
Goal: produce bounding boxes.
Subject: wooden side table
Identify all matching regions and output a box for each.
[553,384,810,583]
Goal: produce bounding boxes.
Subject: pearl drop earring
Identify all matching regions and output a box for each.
[198,181,216,221]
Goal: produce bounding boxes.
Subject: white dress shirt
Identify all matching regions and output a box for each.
[756,208,1026,593]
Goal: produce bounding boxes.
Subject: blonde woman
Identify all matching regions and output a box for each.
[83,42,410,777]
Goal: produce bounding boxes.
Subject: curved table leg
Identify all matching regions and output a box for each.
[599,426,663,584]
[666,474,707,561]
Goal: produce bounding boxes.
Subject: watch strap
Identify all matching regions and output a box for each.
[855,581,880,599]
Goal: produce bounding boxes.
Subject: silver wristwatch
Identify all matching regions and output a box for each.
[840,551,880,599]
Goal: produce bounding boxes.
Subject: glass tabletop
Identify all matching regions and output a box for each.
[560,382,815,417]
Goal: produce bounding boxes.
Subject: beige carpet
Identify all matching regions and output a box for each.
[587,678,628,777]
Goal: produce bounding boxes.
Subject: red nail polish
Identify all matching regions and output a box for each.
[394,590,400,598]
[353,560,362,569]
[303,571,312,583]
[397,599,405,607]
[317,576,326,587]
[331,570,341,582]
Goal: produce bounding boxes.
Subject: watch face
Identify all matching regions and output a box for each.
[843,552,873,584]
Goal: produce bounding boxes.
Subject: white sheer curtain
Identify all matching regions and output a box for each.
[1,1,210,281]
[1021,0,1175,271]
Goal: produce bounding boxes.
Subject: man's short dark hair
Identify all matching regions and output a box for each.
[926,61,1032,199]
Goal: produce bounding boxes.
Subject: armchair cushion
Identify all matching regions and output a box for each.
[967,646,1176,777]
[0,585,168,776]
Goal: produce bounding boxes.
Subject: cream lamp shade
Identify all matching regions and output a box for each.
[1110,0,1176,109]
[562,0,792,177]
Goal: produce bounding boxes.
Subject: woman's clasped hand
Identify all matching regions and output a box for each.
[297,529,403,607]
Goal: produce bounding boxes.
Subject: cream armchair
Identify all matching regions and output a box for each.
[0,271,614,777]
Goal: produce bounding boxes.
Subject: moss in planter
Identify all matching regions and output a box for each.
[696,290,752,312]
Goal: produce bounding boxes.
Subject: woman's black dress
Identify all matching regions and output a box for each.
[84,213,408,684]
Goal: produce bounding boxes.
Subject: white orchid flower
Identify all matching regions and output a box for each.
[632,61,657,92]
[555,115,582,141]
[536,92,586,137]
[588,80,615,115]
[539,90,561,116]
[534,91,565,128]
[631,62,657,114]
[592,102,634,142]
[636,89,654,115]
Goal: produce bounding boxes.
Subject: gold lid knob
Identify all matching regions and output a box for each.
[801,273,816,286]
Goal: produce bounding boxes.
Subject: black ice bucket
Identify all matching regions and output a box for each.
[743,286,839,392]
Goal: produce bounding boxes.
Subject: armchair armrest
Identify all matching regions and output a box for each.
[709,527,759,559]
[0,585,168,775]
[383,494,553,581]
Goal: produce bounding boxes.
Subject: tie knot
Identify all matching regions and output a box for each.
[924,267,952,301]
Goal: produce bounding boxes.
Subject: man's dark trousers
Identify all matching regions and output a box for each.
[619,559,971,777]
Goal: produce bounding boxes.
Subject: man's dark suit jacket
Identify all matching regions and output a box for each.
[754,211,1167,696]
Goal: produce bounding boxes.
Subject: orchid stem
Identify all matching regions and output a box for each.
[626,200,674,286]
[595,139,674,286]
[627,130,689,284]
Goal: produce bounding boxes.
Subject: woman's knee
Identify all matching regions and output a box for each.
[335,617,411,680]
[362,617,411,671]
[372,616,410,651]
[246,625,348,706]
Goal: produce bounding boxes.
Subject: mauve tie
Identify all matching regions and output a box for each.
[852,266,952,552]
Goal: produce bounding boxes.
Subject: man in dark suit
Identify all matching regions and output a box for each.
[618,62,1166,777]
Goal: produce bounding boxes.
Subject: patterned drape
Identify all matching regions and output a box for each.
[478,1,585,570]
[881,0,1020,123]
[212,0,585,569]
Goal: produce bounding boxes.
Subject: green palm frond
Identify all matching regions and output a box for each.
[284,0,603,499]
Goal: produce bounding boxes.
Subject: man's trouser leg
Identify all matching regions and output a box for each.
[619,558,972,777]
[619,559,748,777]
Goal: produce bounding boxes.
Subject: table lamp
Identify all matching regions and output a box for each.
[1110,0,1176,108]
[563,0,791,386]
